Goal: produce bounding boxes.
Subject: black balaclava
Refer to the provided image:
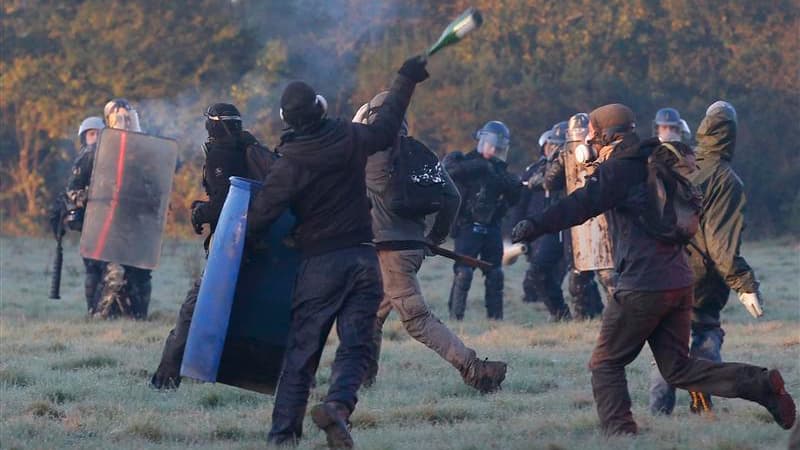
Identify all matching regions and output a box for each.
[205,103,242,140]
[280,81,325,133]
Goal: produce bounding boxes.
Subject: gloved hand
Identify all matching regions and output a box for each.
[511,218,542,243]
[738,291,764,318]
[398,55,429,83]
[190,200,208,235]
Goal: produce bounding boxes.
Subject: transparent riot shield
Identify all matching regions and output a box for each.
[564,122,614,271]
[80,128,177,269]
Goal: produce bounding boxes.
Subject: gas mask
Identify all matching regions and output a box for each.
[575,142,597,164]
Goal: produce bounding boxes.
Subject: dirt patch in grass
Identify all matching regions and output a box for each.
[126,421,164,442]
[46,342,68,353]
[52,355,119,370]
[199,392,225,409]
[26,400,65,419]
[45,389,78,404]
[212,424,246,440]
[0,368,32,387]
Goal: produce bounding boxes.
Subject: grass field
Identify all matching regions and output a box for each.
[1,235,798,449]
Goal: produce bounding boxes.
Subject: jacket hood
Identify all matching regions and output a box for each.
[608,132,643,160]
[696,108,737,161]
[278,118,350,171]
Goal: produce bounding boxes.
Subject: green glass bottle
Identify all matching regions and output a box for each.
[427,7,483,56]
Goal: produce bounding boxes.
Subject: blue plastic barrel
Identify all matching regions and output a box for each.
[181,176,262,382]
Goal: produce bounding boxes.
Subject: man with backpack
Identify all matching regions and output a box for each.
[445,121,522,321]
[355,91,507,393]
[150,103,275,391]
[511,103,795,435]
[649,101,766,416]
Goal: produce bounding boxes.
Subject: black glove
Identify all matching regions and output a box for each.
[65,208,84,232]
[511,219,542,243]
[425,232,447,247]
[190,200,208,235]
[398,55,429,83]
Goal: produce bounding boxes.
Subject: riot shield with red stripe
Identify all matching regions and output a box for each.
[80,128,177,269]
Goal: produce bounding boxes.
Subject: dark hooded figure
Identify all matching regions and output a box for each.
[512,103,795,436]
[649,101,766,416]
[247,56,429,449]
[150,103,274,390]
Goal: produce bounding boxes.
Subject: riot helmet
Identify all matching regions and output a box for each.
[538,130,552,151]
[679,119,692,143]
[204,103,242,139]
[475,120,510,161]
[78,116,105,146]
[548,121,568,146]
[567,113,589,141]
[352,91,408,136]
[652,107,682,142]
[104,98,141,132]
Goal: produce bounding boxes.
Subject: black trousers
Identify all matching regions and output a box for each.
[448,224,504,320]
[268,245,382,442]
[153,279,201,380]
[522,233,570,320]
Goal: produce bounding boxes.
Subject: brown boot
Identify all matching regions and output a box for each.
[310,401,353,449]
[760,369,796,430]
[462,358,507,393]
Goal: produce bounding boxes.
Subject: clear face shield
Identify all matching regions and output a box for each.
[477,131,510,161]
[655,123,682,143]
[107,107,142,132]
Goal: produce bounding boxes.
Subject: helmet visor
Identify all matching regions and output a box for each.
[477,131,509,161]
[107,108,141,132]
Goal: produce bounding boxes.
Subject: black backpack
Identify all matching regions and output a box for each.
[638,141,703,244]
[385,136,446,218]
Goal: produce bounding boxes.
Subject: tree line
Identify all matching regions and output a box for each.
[1,0,797,237]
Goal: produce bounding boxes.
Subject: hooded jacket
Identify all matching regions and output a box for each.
[248,74,417,257]
[197,130,274,234]
[688,107,758,307]
[527,133,694,292]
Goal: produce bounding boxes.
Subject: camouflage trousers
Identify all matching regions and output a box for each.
[92,263,151,320]
[366,249,477,384]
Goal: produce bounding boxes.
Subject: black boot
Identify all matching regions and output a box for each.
[310,401,353,449]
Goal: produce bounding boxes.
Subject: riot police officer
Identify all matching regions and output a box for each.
[63,116,106,313]
[652,107,692,144]
[445,121,521,320]
[511,125,571,320]
[92,98,151,319]
[543,118,613,319]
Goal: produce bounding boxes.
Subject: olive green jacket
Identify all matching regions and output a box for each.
[689,107,759,309]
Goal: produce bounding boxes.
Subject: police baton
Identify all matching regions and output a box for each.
[426,244,493,271]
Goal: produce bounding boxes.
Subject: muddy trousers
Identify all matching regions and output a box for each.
[448,224,504,320]
[268,246,382,443]
[153,279,201,381]
[648,324,724,414]
[589,287,772,435]
[366,249,476,383]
